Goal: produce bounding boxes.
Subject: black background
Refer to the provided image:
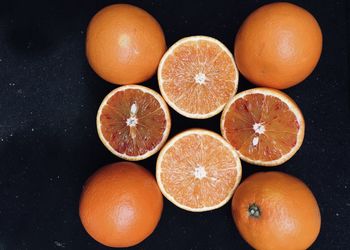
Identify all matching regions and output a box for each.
[0,0,349,249]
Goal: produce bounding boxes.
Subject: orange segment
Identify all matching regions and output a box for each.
[97,85,171,161]
[156,129,242,212]
[221,88,304,166]
[158,36,239,119]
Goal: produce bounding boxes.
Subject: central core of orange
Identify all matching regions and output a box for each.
[194,165,207,179]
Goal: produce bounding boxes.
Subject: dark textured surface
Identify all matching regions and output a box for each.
[0,0,349,249]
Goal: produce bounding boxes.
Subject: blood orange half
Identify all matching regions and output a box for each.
[156,129,242,212]
[97,85,171,161]
[158,36,239,119]
[221,88,305,166]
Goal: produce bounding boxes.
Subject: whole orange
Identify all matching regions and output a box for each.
[234,2,322,89]
[232,171,321,250]
[79,162,163,247]
[86,4,166,85]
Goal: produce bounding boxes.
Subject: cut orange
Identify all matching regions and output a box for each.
[158,36,239,119]
[156,129,242,212]
[97,85,171,161]
[221,88,305,166]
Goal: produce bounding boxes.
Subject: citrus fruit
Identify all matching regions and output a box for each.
[158,36,239,119]
[234,2,322,89]
[221,88,304,166]
[232,171,321,250]
[86,4,166,85]
[97,85,171,161]
[156,129,242,212]
[79,162,163,248]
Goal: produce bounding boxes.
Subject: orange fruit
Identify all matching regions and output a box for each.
[234,2,322,89]
[158,36,239,119]
[79,162,163,248]
[156,129,242,212]
[97,85,171,161]
[232,171,321,250]
[221,88,304,166]
[86,4,166,85]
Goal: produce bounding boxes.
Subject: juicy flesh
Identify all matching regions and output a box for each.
[161,40,236,115]
[223,94,300,162]
[100,89,167,156]
[160,134,239,209]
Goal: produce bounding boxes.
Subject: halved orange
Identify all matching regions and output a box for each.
[158,36,239,119]
[156,129,242,212]
[221,88,305,166]
[97,85,171,161]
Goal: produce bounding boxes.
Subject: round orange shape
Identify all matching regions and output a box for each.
[221,88,305,166]
[86,4,166,85]
[158,36,239,119]
[234,2,322,89]
[157,129,242,212]
[232,171,321,250]
[79,162,163,248]
[97,85,171,161]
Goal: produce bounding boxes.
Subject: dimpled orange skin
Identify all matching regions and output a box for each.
[79,162,163,247]
[232,172,321,250]
[86,4,166,85]
[234,2,322,89]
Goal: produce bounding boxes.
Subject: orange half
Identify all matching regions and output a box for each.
[158,36,239,119]
[221,88,305,166]
[156,129,242,212]
[97,85,171,161]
